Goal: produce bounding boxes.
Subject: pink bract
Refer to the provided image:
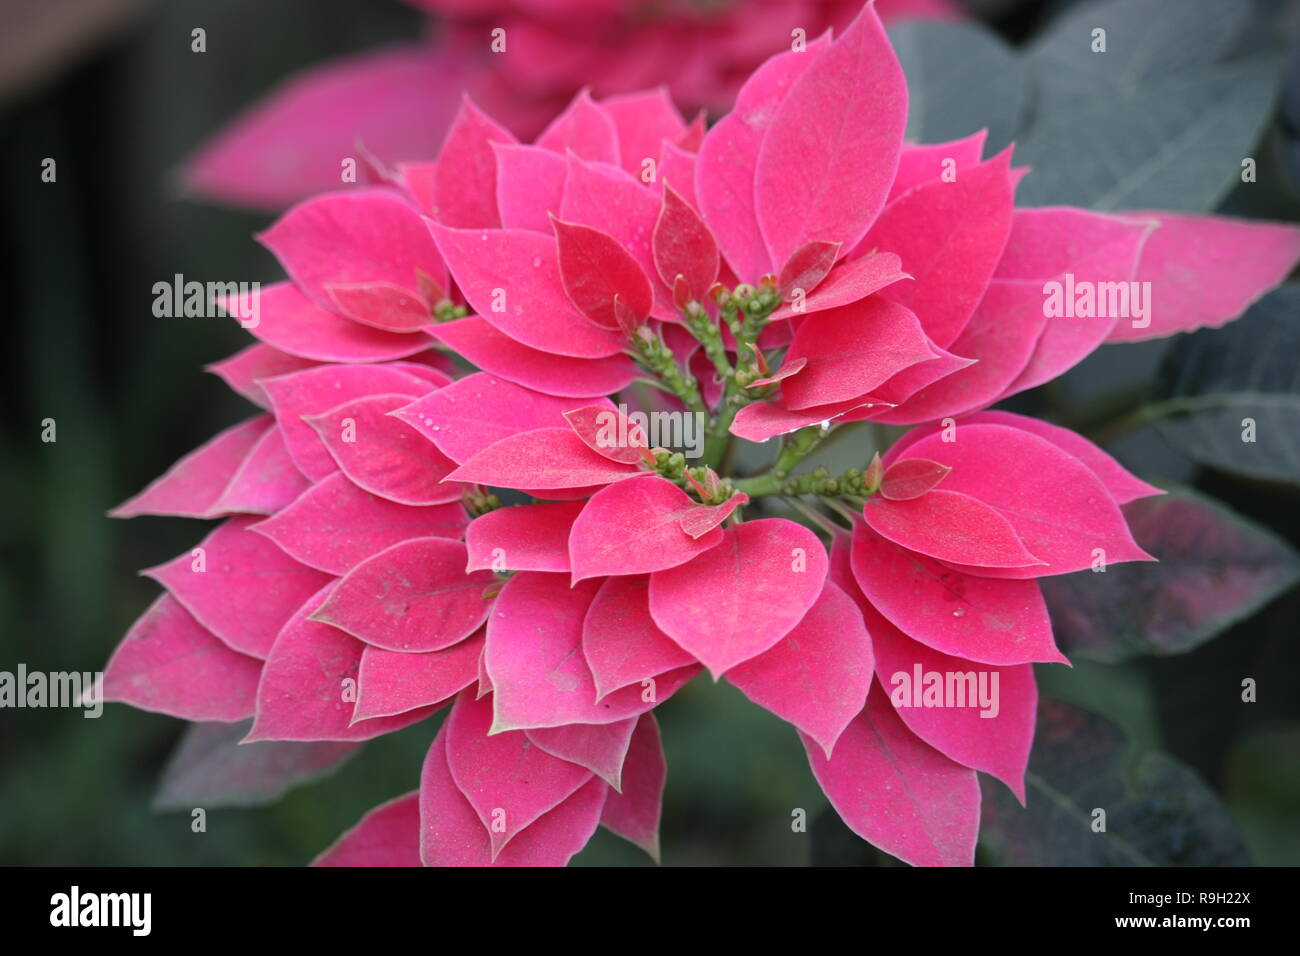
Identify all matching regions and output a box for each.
[107,0,1300,868]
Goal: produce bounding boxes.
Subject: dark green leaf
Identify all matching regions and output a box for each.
[1015,56,1283,211]
[1152,284,1300,484]
[1027,0,1251,115]
[152,720,359,811]
[981,699,1251,865]
[1041,487,1300,663]
[889,21,1026,154]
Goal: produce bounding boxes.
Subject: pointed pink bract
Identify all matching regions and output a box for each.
[755,7,906,269]
[1106,211,1300,343]
[245,280,439,361]
[535,90,620,164]
[862,491,1045,570]
[314,792,423,867]
[430,316,639,398]
[324,282,435,334]
[864,149,1015,348]
[879,457,951,501]
[354,631,483,722]
[183,44,457,208]
[493,142,567,232]
[465,501,584,573]
[207,424,310,516]
[526,718,639,789]
[250,472,467,575]
[697,37,830,281]
[781,298,937,410]
[259,188,447,316]
[552,217,654,328]
[447,427,640,490]
[261,363,432,480]
[582,575,698,702]
[394,373,604,463]
[868,600,1036,801]
[206,345,318,408]
[102,594,262,721]
[652,182,719,302]
[420,718,606,866]
[144,516,333,659]
[850,520,1065,666]
[564,405,650,464]
[678,493,749,539]
[602,88,686,176]
[559,154,672,318]
[568,475,724,581]
[314,537,494,653]
[768,251,908,321]
[307,393,462,506]
[429,97,517,228]
[443,690,595,856]
[777,239,841,300]
[430,225,625,358]
[902,424,1153,576]
[998,211,1154,394]
[727,579,873,758]
[249,586,439,741]
[871,280,1043,424]
[599,713,666,861]
[888,131,987,202]
[109,415,271,519]
[486,572,697,731]
[648,518,827,677]
[953,411,1163,505]
[803,689,980,867]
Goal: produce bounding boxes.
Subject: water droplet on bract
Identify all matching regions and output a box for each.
[952,608,966,618]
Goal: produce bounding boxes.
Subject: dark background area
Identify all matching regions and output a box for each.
[1,0,1297,866]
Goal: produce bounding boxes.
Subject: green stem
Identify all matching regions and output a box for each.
[733,425,829,496]
[1082,401,1170,446]
[785,496,845,537]
[732,472,781,497]
[686,307,732,383]
[773,425,828,477]
[702,396,742,468]
[632,330,707,417]
[821,497,861,525]
[685,306,742,469]
[685,287,783,470]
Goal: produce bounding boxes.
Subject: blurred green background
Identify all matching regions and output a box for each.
[1,0,1297,866]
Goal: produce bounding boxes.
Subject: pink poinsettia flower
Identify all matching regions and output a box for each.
[107,1,1300,867]
[184,0,960,208]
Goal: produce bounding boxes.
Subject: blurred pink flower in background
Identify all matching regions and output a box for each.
[183,0,960,208]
